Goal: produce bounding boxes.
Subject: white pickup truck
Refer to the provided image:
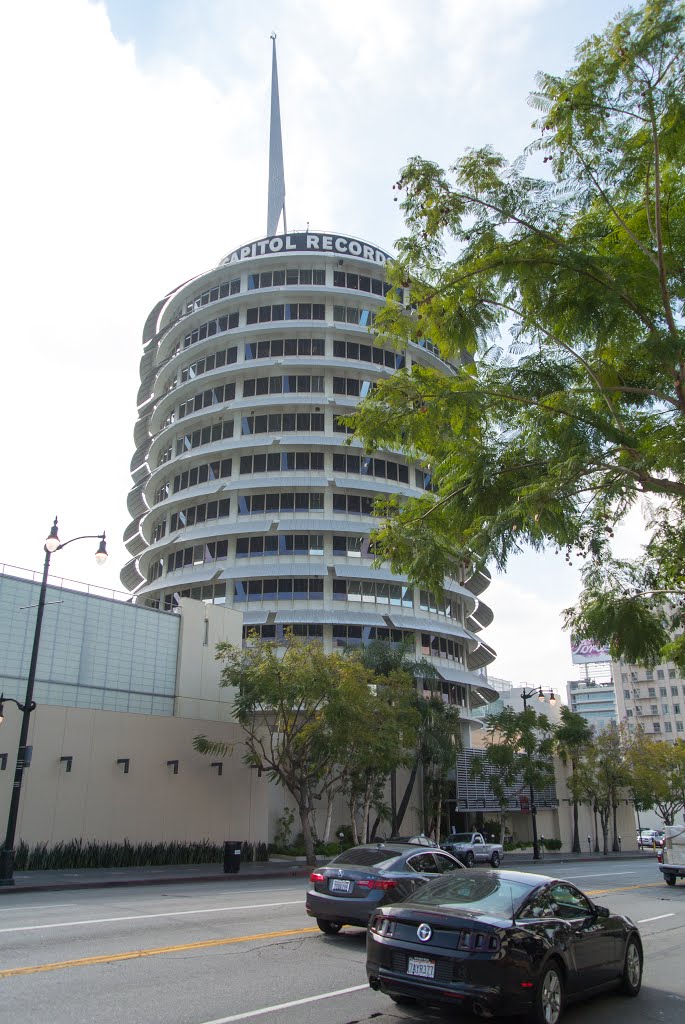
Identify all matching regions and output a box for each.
[658,824,685,886]
[440,832,504,868]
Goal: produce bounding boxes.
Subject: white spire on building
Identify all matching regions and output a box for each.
[267,33,286,235]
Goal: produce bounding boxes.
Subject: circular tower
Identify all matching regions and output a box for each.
[122,230,497,740]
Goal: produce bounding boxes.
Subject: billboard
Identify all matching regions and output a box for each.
[570,638,612,664]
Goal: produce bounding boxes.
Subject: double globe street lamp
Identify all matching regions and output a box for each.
[0,518,107,886]
[520,686,557,861]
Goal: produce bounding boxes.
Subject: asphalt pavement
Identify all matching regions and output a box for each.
[0,848,657,895]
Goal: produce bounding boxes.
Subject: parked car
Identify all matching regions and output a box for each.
[305,841,464,934]
[658,824,685,885]
[441,831,504,867]
[366,869,642,1024]
[637,829,664,848]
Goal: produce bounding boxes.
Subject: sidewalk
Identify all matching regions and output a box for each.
[0,849,656,896]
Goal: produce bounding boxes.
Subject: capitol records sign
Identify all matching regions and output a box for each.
[570,639,612,664]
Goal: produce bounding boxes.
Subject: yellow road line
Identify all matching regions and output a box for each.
[586,882,665,896]
[0,926,319,979]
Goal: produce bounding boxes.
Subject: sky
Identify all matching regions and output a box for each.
[0,0,648,694]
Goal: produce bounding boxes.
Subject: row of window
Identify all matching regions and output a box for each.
[169,337,406,398]
[243,374,325,397]
[236,534,324,558]
[332,271,391,296]
[332,339,404,368]
[239,452,324,474]
[332,377,374,398]
[234,578,324,601]
[178,382,236,419]
[622,668,680,682]
[248,268,326,289]
[167,541,230,572]
[174,421,234,459]
[243,623,324,640]
[332,579,414,608]
[332,305,375,326]
[180,346,238,384]
[246,337,325,360]
[332,453,410,484]
[624,685,685,699]
[419,591,462,621]
[630,718,685,733]
[169,498,231,532]
[186,278,240,312]
[182,313,239,352]
[238,492,324,514]
[154,461,233,501]
[420,633,465,664]
[246,303,326,325]
[241,412,325,435]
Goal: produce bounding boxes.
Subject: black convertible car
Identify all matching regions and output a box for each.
[366,869,642,1024]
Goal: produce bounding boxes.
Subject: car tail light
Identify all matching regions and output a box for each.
[310,871,325,883]
[357,878,398,890]
[370,915,395,936]
[458,929,500,952]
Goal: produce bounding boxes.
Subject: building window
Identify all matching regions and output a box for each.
[674,704,681,715]
[178,381,235,419]
[662,704,670,715]
[245,303,325,324]
[233,578,324,602]
[660,686,667,696]
[186,279,240,312]
[241,412,325,435]
[243,374,324,397]
[626,709,633,717]
[183,313,238,350]
[332,625,412,647]
[651,704,658,714]
[648,687,656,697]
[170,498,230,532]
[678,722,684,733]
[657,669,665,680]
[175,420,234,457]
[332,493,377,516]
[172,458,232,494]
[623,689,630,699]
[653,722,661,733]
[240,451,324,474]
[332,270,390,296]
[237,491,324,515]
[665,721,673,732]
[244,337,325,360]
[332,577,413,608]
[332,452,409,484]
[236,534,324,558]
[332,338,405,369]
[332,305,375,326]
[248,268,325,289]
[672,686,679,696]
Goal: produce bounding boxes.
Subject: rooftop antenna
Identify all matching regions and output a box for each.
[267,33,287,235]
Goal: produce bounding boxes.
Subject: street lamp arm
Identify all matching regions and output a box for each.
[0,694,37,720]
[56,532,106,550]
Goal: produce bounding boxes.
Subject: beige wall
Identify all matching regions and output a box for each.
[0,705,269,847]
[174,598,243,721]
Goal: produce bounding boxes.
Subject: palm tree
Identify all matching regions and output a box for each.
[555,707,594,854]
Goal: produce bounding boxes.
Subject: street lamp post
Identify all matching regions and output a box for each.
[0,517,107,886]
[520,686,557,862]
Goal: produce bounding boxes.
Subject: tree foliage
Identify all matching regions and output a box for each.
[193,635,417,865]
[471,707,557,809]
[625,732,685,823]
[348,0,685,665]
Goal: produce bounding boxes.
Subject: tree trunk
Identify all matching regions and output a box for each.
[395,760,419,834]
[572,800,581,854]
[593,806,600,852]
[322,797,334,844]
[298,797,317,866]
[611,802,620,852]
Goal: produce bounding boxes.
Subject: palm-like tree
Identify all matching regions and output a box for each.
[555,707,594,854]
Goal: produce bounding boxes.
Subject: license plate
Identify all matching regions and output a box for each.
[330,878,352,892]
[407,957,435,978]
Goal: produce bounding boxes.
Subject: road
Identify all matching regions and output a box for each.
[1,859,684,1024]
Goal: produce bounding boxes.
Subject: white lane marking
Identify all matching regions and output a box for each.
[0,900,302,934]
[638,913,676,924]
[200,985,369,1023]
[567,872,637,879]
[0,903,76,912]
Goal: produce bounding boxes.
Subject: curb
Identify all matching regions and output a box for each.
[0,866,313,896]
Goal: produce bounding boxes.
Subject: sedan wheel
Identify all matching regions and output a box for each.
[490,851,501,867]
[620,938,642,996]
[316,919,342,935]
[531,962,564,1024]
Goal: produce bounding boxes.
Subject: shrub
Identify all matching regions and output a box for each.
[12,839,270,871]
[541,838,562,851]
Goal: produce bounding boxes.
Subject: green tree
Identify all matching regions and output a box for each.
[471,707,556,855]
[193,636,414,865]
[348,0,685,666]
[625,733,685,824]
[358,640,461,839]
[554,706,595,853]
[574,724,632,853]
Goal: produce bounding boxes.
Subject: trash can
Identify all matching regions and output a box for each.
[224,841,242,874]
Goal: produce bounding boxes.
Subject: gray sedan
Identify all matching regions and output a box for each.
[305,842,464,935]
